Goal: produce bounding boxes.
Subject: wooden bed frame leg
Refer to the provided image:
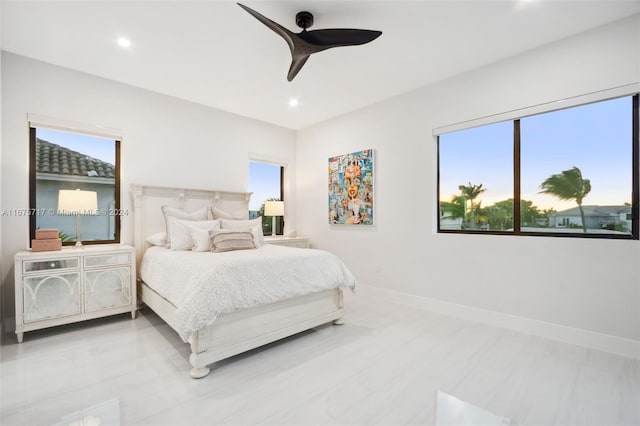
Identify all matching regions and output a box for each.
[190,367,211,379]
[333,318,345,325]
[189,350,211,379]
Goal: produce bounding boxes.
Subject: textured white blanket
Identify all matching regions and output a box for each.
[140,244,356,341]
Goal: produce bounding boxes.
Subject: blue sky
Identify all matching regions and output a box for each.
[439,96,632,211]
[248,161,281,211]
[37,128,116,164]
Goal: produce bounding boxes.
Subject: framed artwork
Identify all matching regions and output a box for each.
[328,149,374,225]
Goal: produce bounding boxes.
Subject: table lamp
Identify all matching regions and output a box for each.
[264,200,284,237]
[58,189,98,247]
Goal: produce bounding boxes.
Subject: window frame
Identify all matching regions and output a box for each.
[436,94,639,240]
[29,126,122,246]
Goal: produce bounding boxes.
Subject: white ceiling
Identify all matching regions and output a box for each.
[2,1,639,130]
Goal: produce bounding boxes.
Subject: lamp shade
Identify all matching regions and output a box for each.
[58,189,98,214]
[264,200,284,217]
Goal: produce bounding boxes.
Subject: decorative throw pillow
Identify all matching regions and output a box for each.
[168,218,221,251]
[209,229,256,252]
[161,205,208,245]
[210,206,248,220]
[220,217,265,246]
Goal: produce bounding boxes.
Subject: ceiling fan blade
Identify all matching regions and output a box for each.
[287,55,310,82]
[300,29,382,48]
[237,3,295,53]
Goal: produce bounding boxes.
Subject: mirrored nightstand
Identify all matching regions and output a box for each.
[14,244,136,342]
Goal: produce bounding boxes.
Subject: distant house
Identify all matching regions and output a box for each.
[35,139,116,241]
[548,205,632,232]
[439,210,463,230]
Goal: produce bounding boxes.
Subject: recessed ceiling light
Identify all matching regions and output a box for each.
[516,0,537,7]
[117,37,132,49]
[288,98,299,108]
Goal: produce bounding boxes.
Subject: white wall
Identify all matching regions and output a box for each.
[0,52,297,331]
[296,15,640,346]
[0,9,4,346]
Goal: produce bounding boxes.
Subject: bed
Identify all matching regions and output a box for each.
[131,184,355,378]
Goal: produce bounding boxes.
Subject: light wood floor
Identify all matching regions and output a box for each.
[1,290,638,426]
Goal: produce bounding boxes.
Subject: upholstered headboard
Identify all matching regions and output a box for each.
[130,184,252,268]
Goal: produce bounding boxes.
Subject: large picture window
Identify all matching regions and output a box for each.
[437,94,639,239]
[29,126,121,245]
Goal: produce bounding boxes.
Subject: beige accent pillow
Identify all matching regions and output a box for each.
[209,229,256,253]
[210,206,248,220]
[161,206,208,245]
[220,217,265,246]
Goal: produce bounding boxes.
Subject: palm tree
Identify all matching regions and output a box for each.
[539,166,591,232]
[458,182,486,228]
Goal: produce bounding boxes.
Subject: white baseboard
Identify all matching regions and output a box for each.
[356,284,640,360]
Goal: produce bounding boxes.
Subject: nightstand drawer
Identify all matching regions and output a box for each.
[264,237,309,248]
[23,257,80,274]
[286,240,309,249]
[84,253,131,268]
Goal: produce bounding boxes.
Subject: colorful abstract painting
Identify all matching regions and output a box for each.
[328,149,374,225]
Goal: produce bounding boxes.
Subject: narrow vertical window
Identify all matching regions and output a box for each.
[248,161,284,235]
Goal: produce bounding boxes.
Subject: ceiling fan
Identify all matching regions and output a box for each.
[237,3,382,81]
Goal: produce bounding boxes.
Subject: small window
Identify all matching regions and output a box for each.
[29,127,121,245]
[248,161,284,235]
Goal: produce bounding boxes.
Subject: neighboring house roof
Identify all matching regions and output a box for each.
[550,205,631,217]
[36,138,115,179]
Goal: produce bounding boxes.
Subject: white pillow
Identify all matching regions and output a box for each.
[169,218,221,251]
[161,205,208,245]
[250,226,265,247]
[145,232,167,246]
[210,206,248,220]
[220,217,264,247]
[190,227,212,252]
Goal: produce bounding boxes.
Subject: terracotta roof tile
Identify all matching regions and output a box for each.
[36,139,115,179]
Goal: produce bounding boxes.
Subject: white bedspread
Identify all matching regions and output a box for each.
[140,244,357,341]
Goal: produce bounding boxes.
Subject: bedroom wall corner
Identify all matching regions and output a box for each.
[295,14,640,352]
